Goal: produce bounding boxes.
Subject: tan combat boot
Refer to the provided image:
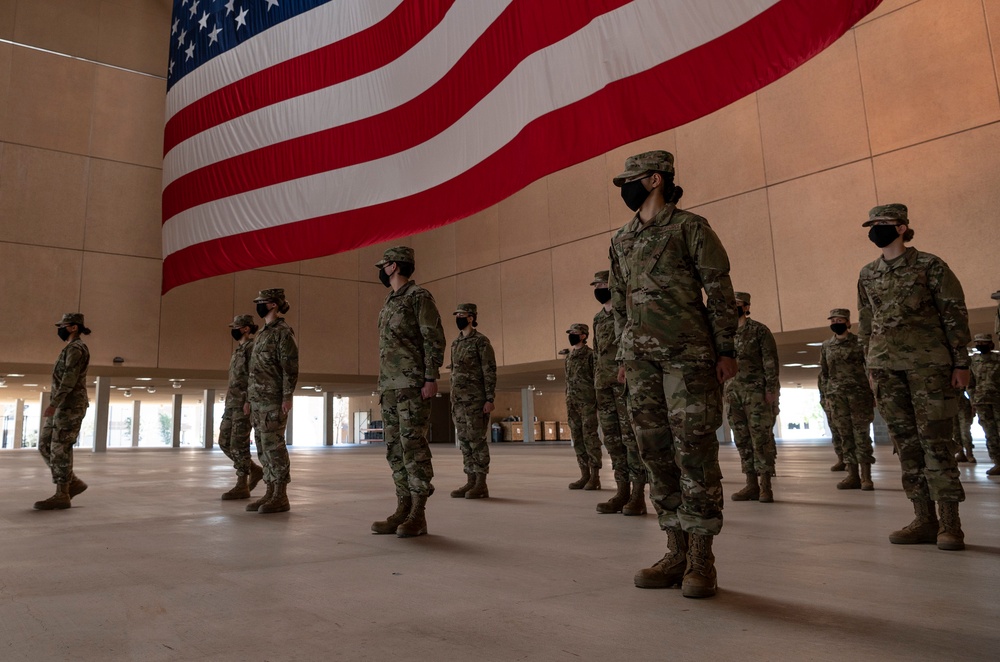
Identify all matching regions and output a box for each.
[837,464,862,490]
[371,495,412,534]
[860,463,874,491]
[936,501,965,551]
[596,480,630,513]
[634,528,687,588]
[622,479,647,516]
[396,493,428,538]
[681,533,717,599]
[34,482,71,510]
[888,498,938,544]
[758,473,774,503]
[965,442,976,464]
[248,462,264,492]
[246,482,273,512]
[222,474,251,500]
[450,473,476,498]
[830,455,846,472]
[583,467,601,491]
[258,482,290,513]
[987,464,1000,476]
[955,449,968,463]
[465,473,489,499]
[568,465,590,490]
[731,472,759,501]
[68,474,88,498]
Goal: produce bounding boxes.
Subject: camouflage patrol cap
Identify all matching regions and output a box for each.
[828,308,851,320]
[992,290,1000,301]
[230,314,254,328]
[734,292,751,305]
[590,270,610,286]
[612,150,675,186]
[566,323,589,336]
[55,313,85,327]
[863,203,909,227]
[375,246,415,268]
[558,348,570,356]
[974,333,994,343]
[454,303,478,316]
[253,288,286,303]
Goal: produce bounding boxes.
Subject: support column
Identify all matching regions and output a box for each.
[285,403,294,446]
[12,398,24,450]
[521,388,535,443]
[322,392,334,446]
[171,393,182,448]
[93,376,111,453]
[203,389,215,449]
[37,393,47,449]
[873,407,889,446]
[132,400,141,447]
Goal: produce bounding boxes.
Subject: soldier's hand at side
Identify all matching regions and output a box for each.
[716,357,737,383]
[765,392,777,405]
[43,406,55,418]
[243,403,250,416]
[483,401,495,415]
[617,365,627,384]
[952,368,970,389]
[421,380,438,399]
[281,400,292,414]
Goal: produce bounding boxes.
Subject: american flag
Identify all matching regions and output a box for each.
[162,0,882,292]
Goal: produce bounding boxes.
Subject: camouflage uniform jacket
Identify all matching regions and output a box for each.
[728,318,779,394]
[609,204,737,363]
[225,338,255,410]
[49,338,90,410]
[565,344,597,404]
[819,332,871,398]
[378,280,445,391]
[448,330,497,404]
[248,318,298,407]
[857,247,971,371]
[969,351,1000,405]
[592,307,621,388]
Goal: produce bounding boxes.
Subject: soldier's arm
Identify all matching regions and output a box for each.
[608,244,627,348]
[818,344,829,397]
[280,331,299,401]
[417,293,445,380]
[50,346,84,410]
[687,220,737,356]
[481,338,497,401]
[857,277,872,358]
[967,367,977,399]
[761,327,780,395]
[928,258,972,369]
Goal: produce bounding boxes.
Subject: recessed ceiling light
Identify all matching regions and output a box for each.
[783,363,802,367]
[806,342,823,347]
[135,377,152,381]
[7,373,25,377]
[801,364,820,369]
[796,350,807,354]
[169,378,186,382]
[23,383,38,387]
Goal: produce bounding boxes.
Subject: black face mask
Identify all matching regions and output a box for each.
[620,179,650,212]
[594,289,612,304]
[57,327,71,341]
[256,302,271,318]
[568,334,581,346]
[231,328,244,341]
[977,345,993,354]
[830,323,848,335]
[378,267,392,288]
[456,317,470,331]
[868,225,900,248]
[736,307,745,318]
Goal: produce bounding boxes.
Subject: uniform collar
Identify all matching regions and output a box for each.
[626,203,677,233]
[388,279,416,299]
[874,246,916,273]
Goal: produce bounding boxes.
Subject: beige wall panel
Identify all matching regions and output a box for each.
[298,276,360,375]
[455,264,504,366]
[12,0,99,59]
[97,0,171,77]
[300,250,359,281]
[758,32,870,184]
[675,95,766,207]
[690,190,780,331]
[90,66,165,168]
[872,123,1000,310]
[551,234,612,353]
[0,0,13,39]
[547,156,609,246]
[233,271,300,333]
[500,251,555,364]
[856,0,1000,155]
[0,144,87,249]
[84,159,161,259]
[0,43,10,131]
[421,276,458,361]
[983,0,1000,93]
[603,129,677,230]
[357,282,385,377]
[410,222,456,284]
[498,178,550,260]
[356,237,411,283]
[0,242,82,365]
[3,48,94,153]
[256,262,301,275]
[454,206,500,273]
[80,252,161,368]
[157,274,233,371]
[767,161,878,332]
[856,0,921,25]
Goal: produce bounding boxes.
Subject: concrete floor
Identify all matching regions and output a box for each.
[1,440,998,662]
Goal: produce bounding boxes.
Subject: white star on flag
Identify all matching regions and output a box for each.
[265,0,279,11]
[235,7,248,29]
[185,42,196,61]
[208,25,222,46]
[168,58,174,75]
[176,28,186,47]
[171,18,179,36]
[224,1,235,16]
[189,1,199,19]
[198,12,209,30]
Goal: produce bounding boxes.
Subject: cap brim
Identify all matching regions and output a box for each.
[611,171,647,187]
[590,280,608,286]
[862,217,906,227]
[992,292,1000,300]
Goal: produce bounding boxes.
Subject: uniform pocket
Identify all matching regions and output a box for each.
[915,370,958,421]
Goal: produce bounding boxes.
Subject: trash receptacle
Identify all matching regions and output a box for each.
[491,423,503,444]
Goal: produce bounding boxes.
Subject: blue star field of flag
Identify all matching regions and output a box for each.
[167,0,333,90]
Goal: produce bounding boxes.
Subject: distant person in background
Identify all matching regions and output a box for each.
[969,333,1000,475]
[218,314,263,501]
[564,323,603,491]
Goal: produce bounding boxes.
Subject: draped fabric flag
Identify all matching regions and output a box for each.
[162,0,882,292]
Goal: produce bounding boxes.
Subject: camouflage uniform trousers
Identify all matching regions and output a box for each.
[595,381,645,483]
[218,407,260,476]
[977,404,1000,463]
[951,401,974,456]
[452,399,490,475]
[822,399,845,459]
[250,404,291,484]
[827,392,875,465]
[624,359,724,536]
[726,385,777,476]
[381,387,434,497]
[870,368,964,503]
[39,407,87,484]
[567,400,602,470]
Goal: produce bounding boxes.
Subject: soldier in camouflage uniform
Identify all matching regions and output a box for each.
[448,303,497,500]
[245,289,298,514]
[592,271,647,515]
[819,308,876,491]
[858,203,970,550]
[370,247,446,538]
[969,333,1000,475]
[218,314,264,500]
[564,323,603,490]
[35,313,92,510]
[726,292,780,503]
[952,390,975,463]
[610,151,738,598]
[819,387,847,472]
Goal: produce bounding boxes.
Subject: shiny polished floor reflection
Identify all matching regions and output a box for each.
[1,440,998,661]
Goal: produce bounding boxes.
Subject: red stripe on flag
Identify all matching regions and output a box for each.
[162,0,882,293]
[163,0,456,156]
